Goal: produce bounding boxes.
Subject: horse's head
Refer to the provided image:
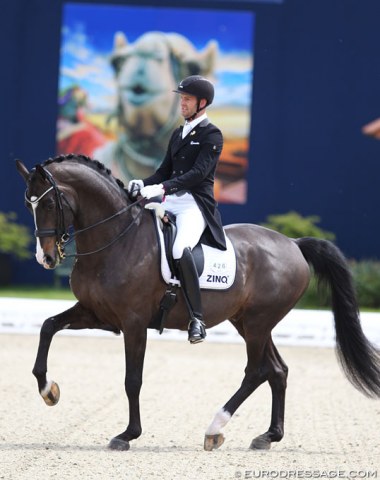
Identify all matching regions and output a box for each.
[16,160,74,269]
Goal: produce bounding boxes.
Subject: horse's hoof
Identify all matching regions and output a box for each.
[108,437,130,451]
[41,381,60,406]
[250,434,271,450]
[204,433,225,451]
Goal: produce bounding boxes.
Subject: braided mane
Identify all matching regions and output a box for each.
[41,153,127,190]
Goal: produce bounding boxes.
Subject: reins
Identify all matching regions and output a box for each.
[25,164,146,260]
[63,199,145,258]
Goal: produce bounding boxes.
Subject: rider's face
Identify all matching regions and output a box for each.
[180,93,198,119]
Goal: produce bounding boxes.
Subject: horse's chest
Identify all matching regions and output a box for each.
[71,268,109,307]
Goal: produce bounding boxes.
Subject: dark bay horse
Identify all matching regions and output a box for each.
[16,155,380,451]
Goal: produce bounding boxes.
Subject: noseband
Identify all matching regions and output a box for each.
[25,166,144,260]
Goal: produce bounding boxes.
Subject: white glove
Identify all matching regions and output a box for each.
[140,184,165,200]
[127,179,144,197]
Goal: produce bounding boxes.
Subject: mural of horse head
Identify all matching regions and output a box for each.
[94,31,218,182]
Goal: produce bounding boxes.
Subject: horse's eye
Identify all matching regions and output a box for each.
[45,200,55,211]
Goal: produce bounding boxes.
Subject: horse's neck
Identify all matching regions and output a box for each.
[77,192,127,227]
[60,165,128,229]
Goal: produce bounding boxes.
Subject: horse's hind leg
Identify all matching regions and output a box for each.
[250,339,288,450]
[32,302,113,406]
[204,326,269,451]
[204,332,288,451]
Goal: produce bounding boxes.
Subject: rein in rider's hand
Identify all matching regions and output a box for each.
[140,184,165,201]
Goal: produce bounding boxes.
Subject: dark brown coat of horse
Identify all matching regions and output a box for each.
[16,155,380,451]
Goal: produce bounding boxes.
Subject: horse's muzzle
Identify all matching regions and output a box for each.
[42,253,59,269]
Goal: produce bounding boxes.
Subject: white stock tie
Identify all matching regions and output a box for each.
[182,121,192,138]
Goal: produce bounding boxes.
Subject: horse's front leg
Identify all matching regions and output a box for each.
[32,302,108,406]
[109,327,147,451]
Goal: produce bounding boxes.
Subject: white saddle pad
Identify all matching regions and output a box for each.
[154,216,236,290]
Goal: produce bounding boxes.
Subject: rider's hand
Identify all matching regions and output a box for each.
[140,184,165,201]
[127,179,144,197]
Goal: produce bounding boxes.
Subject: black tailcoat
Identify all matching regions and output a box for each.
[143,118,226,250]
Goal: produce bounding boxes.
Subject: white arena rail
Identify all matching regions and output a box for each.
[0,297,379,348]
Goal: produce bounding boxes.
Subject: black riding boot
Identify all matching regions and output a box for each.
[176,247,206,344]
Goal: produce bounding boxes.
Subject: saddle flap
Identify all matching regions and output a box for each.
[150,211,236,291]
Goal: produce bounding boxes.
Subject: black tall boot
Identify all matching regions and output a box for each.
[176,247,206,344]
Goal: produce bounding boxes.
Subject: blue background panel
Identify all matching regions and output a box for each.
[1,0,380,284]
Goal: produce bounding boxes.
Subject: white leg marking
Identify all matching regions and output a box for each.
[205,408,232,435]
[40,380,53,397]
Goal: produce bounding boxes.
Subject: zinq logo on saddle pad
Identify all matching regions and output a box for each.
[152,213,236,290]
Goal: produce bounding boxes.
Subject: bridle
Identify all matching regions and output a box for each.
[25,166,144,260]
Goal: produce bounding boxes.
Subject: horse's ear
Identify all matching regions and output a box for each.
[15,159,30,182]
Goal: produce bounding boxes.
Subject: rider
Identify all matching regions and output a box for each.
[128,75,226,344]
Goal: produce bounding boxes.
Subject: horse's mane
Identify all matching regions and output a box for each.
[41,153,127,191]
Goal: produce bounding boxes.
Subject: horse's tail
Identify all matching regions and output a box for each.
[295,237,380,398]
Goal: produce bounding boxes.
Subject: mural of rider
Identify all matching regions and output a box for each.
[128,75,226,344]
[57,85,106,157]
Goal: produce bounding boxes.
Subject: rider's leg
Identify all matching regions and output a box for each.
[170,196,206,343]
[176,247,206,344]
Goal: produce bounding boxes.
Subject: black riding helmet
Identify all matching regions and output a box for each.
[173,75,215,120]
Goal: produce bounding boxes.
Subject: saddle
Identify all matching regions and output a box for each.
[161,210,204,278]
[161,211,177,276]
[145,201,236,333]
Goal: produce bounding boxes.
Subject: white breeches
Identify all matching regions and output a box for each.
[163,192,206,259]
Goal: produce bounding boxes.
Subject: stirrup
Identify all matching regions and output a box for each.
[188,318,206,344]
